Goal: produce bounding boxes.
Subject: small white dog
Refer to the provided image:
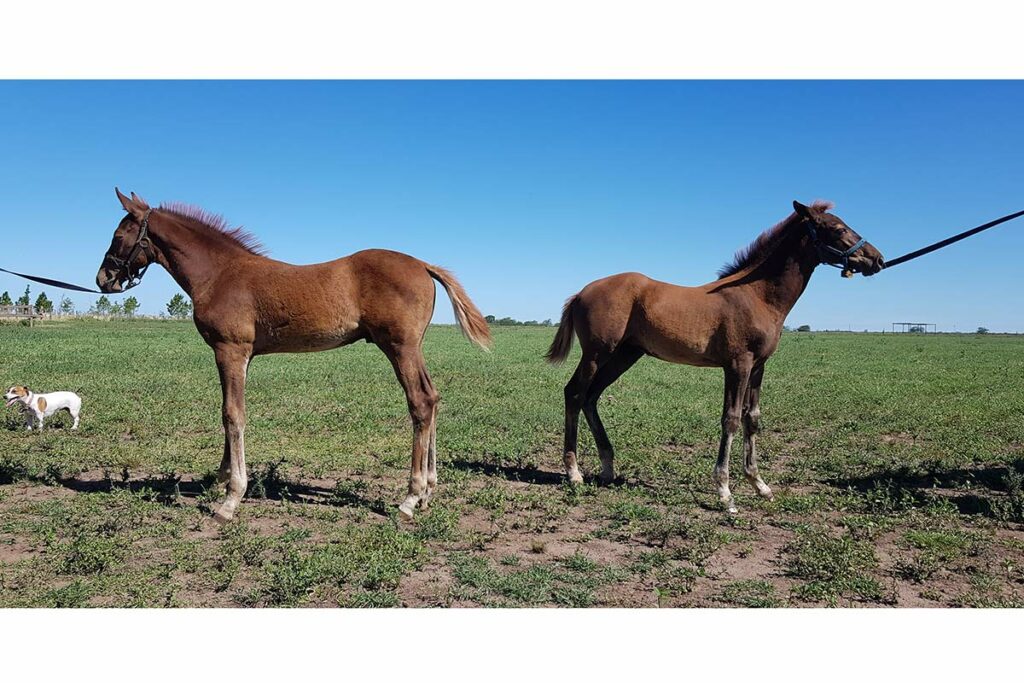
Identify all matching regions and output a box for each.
[4,385,82,431]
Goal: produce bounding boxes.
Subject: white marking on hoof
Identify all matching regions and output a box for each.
[212,509,233,525]
[398,497,418,520]
[720,494,738,514]
[750,477,774,500]
[568,471,584,485]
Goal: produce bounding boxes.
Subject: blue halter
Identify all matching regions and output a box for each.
[806,222,866,270]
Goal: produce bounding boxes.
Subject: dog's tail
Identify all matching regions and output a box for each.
[426,264,492,351]
[545,294,579,364]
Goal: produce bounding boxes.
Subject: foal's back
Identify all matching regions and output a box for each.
[571,272,767,367]
[205,249,439,354]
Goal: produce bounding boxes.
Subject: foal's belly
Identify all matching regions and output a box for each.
[638,319,722,367]
[254,322,365,354]
[645,341,719,367]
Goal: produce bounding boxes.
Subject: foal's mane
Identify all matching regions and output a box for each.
[715,200,834,279]
[158,203,267,256]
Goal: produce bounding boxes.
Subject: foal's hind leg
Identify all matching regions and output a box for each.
[421,405,438,510]
[384,343,439,520]
[582,346,644,484]
[714,357,752,514]
[742,362,773,500]
[562,354,602,484]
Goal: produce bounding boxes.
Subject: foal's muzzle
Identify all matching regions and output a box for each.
[96,264,125,292]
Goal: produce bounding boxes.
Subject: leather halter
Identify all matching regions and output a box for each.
[105,209,153,290]
[805,220,866,270]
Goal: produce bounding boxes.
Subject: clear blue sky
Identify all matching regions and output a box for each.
[1,81,1022,331]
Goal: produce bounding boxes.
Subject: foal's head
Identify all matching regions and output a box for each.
[96,188,157,293]
[793,200,885,276]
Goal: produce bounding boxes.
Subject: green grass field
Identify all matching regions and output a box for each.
[1,319,1022,607]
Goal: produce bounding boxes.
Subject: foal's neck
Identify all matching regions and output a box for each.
[147,212,250,300]
[746,220,818,324]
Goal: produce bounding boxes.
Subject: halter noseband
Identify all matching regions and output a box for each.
[106,209,153,290]
[805,220,866,271]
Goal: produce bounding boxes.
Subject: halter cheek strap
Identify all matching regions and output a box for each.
[806,222,866,270]
[106,209,153,290]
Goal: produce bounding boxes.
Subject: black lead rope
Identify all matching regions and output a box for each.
[0,210,152,294]
[882,208,1024,270]
[0,267,100,293]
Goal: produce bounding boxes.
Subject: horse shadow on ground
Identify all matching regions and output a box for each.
[33,469,390,517]
[827,457,1024,520]
[447,457,660,494]
[448,458,574,486]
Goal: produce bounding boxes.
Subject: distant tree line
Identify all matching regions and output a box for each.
[89,295,140,318]
[485,315,554,327]
[1,284,193,320]
[0,285,56,314]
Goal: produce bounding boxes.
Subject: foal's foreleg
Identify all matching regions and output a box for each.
[714,359,752,513]
[212,345,251,524]
[742,363,773,500]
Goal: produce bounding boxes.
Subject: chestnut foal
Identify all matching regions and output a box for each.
[97,189,491,522]
[546,201,885,512]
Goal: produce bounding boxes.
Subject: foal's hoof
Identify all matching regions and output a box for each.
[212,510,233,526]
[398,502,416,521]
[567,470,584,486]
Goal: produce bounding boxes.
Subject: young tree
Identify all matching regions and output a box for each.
[59,296,76,315]
[977,326,990,334]
[123,296,140,318]
[16,285,30,307]
[91,295,112,316]
[109,301,123,317]
[34,291,53,314]
[0,291,11,306]
[166,293,193,318]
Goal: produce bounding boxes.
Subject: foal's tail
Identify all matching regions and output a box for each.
[545,294,579,364]
[426,264,493,351]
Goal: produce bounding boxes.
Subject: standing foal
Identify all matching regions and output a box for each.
[96,189,491,522]
[547,200,885,512]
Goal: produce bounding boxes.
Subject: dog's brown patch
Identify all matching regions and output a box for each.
[15,386,28,398]
[37,397,47,412]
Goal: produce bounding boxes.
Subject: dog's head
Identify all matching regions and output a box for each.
[4,386,30,408]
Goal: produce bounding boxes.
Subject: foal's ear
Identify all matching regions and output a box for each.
[115,187,149,221]
[792,200,816,220]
